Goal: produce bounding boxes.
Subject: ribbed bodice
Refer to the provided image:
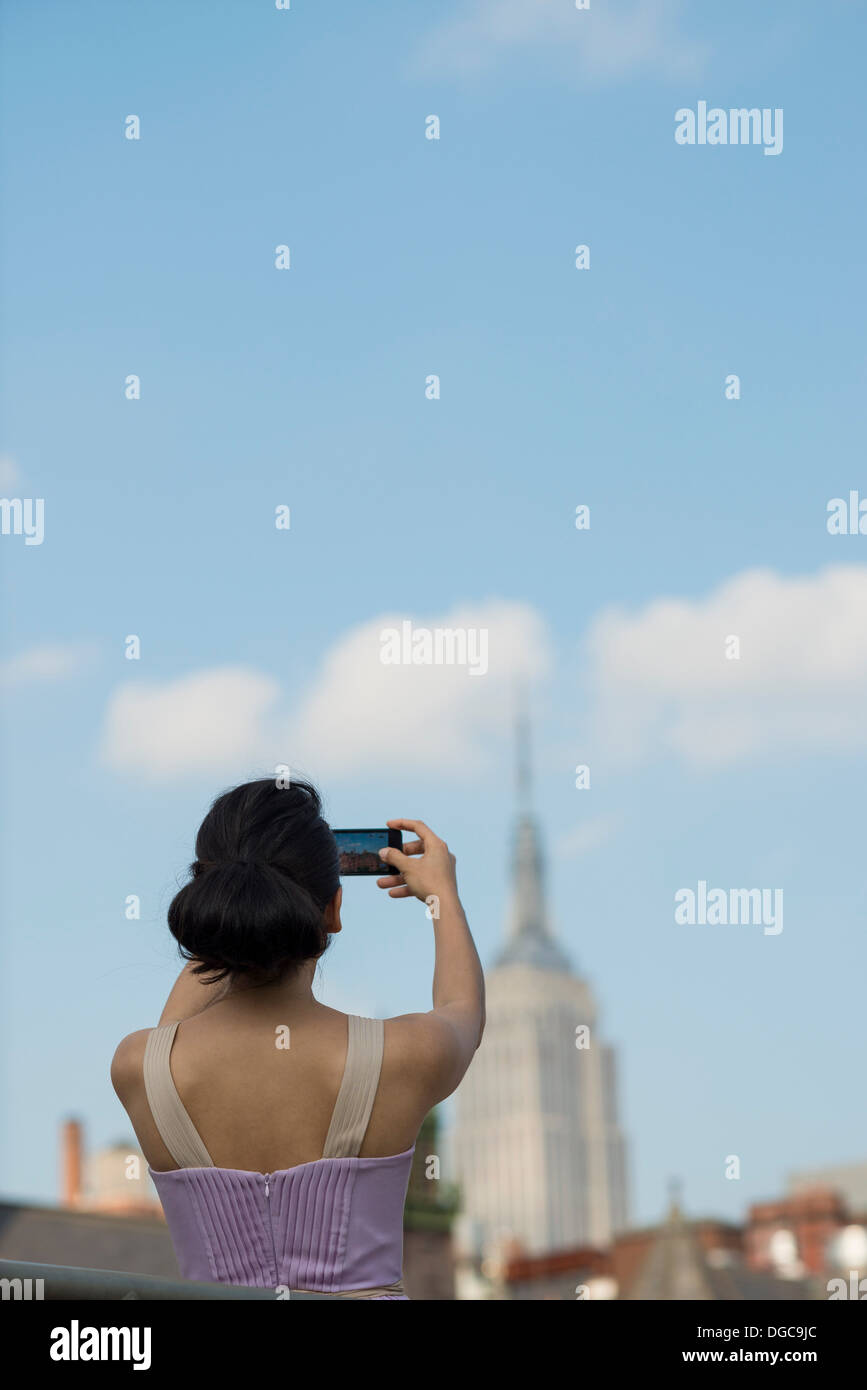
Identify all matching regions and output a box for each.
[150,1148,414,1294]
[142,1015,414,1298]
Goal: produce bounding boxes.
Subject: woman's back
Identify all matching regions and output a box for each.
[118,998,427,1175]
[115,1001,426,1297]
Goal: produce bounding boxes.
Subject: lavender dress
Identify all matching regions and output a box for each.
[144,1016,413,1298]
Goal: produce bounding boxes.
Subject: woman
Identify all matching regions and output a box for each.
[111,778,485,1299]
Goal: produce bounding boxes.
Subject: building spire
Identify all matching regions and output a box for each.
[496,706,571,973]
[516,706,531,813]
[667,1176,684,1219]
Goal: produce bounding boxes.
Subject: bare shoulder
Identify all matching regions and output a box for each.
[382,1012,473,1105]
[384,1012,461,1061]
[110,1029,151,1099]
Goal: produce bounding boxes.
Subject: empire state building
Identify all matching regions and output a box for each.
[454,728,629,1257]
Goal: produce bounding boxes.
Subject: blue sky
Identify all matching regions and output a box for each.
[2,0,866,1231]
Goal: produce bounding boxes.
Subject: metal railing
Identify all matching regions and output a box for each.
[0,1259,333,1300]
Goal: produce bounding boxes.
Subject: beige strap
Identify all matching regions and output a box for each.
[143,1022,215,1170]
[321,1015,385,1159]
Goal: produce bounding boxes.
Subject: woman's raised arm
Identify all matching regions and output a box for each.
[379,818,485,1101]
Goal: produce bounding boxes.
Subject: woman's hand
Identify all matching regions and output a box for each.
[377,819,458,905]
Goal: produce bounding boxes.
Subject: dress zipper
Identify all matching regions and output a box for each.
[263,1174,279,1287]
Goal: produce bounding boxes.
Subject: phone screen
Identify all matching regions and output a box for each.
[333,829,401,876]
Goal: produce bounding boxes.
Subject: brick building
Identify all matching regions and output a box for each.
[745,1186,848,1277]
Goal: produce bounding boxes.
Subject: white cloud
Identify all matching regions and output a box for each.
[100,667,280,780]
[290,601,549,777]
[415,0,706,82]
[585,565,867,767]
[0,641,95,687]
[99,601,550,782]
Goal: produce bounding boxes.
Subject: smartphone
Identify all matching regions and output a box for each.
[332,828,403,877]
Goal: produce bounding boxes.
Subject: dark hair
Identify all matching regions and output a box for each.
[168,778,340,985]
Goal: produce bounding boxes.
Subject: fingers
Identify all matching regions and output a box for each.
[387,819,436,845]
[376,870,413,898]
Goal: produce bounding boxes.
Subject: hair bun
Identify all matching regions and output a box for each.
[168,780,339,985]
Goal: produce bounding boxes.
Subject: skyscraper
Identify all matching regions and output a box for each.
[454,720,629,1257]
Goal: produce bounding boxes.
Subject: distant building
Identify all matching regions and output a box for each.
[0,1117,177,1278]
[453,1194,824,1300]
[454,719,629,1259]
[495,1245,614,1301]
[59,1118,161,1217]
[788,1160,867,1217]
[619,1197,818,1301]
[746,1186,850,1277]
